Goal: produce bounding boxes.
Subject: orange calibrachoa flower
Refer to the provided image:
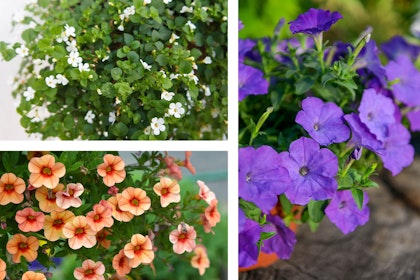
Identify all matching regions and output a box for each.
[86,200,114,232]
[97,154,126,187]
[200,214,214,234]
[35,184,65,213]
[62,216,97,249]
[107,195,134,222]
[96,229,112,249]
[73,259,105,280]
[183,151,196,175]
[153,177,181,207]
[28,154,65,189]
[22,271,46,280]
[118,187,151,216]
[204,199,221,227]
[0,173,25,205]
[123,234,155,268]
[55,183,84,209]
[112,249,132,276]
[169,223,197,254]
[43,210,75,241]
[190,245,210,276]
[15,207,45,232]
[197,180,216,205]
[6,234,39,263]
[0,258,6,280]
[26,151,49,160]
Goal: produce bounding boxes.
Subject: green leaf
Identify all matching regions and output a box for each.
[127,51,140,63]
[295,77,315,95]
[156,54,168,66]
[260,231,276,241]
[124,33,134,45]
[279,194,292,215]
[111,67,123,81]
[179,60,192,74]
[239,198,262,222]
[109,122,129,137]
[21,29,37,44]
[1,152,20,172]
[307,200,328,223]
[351,188,364,210]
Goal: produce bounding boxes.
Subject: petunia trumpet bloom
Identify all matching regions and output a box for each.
[73,259,105,280]
[0,173,25,205]
[55,183,84,209]
[28,154,65,189]
[112,249,132,276]
[62,216,97,250]
[197,180,216,205]
[43,210,75,241]
[0,258,6,280]
[6,234,39,263]
[204,199,221,227]
[118,187,151,216]
[15,207,45,232]
[35,184,65,213]
[153,177,181,207]
[288,8,342,35]
[22,271,46,280]
[107,194,134,222]
[123,234,155,268]
[190,245,210,276]
[86,200,114,232]
[97,154,126,187]
[169,223,197,254]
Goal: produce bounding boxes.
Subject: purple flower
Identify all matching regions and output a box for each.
[407,109,420,132]
[358,88,396,141]
[356,40,387,86]
[239,39,256,62]
[276,37,314,64]
[344,113,384,153]
[279,137,338,205]
[239,63,269,101]
[325,190,370,234]
[239,213,262,268]
[295,97,350,146]
[385,55,420,106]
[289,8,342,35]
[239,146,291,213]
[381,35,420,61]
[261,214,296,259]
[239,20,244,31]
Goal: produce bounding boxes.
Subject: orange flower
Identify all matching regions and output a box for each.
[0,173,25,205]
[0,258,6,280]
[97,154,126,187]
[35,184,65,213]
[169,223,197,254]
[15,207,45,232]
[28,154,65,189]
[190,245,210,276]
[118,187,151,216]
[22,271,46,280]
[123,234,155,268]
[112,249,132,276]
[183,151,196,175]
[55,183,84,209]
[73,259,105,280]
[43,210,75,241]
[107,195,134,222]
[197,180,216,205]
[163,153,182,180]
[200,214,214,234]
[6,234,39,263]
[86,200,114,232]
[62,216,97,249]
[204,199,221,227]
[96,229,111,249]
[26,151,49,160]
[153,177,180,207]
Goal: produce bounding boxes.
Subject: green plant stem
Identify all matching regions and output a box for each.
[313,33,325,73]
[341,158,355,178]
[249,107,274,146]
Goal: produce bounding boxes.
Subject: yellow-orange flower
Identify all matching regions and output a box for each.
[190,245,210,276]
[107,195,134,222]
[55,183,84,209]
[6,234,39,263]
[0,258,6,280]
[112,249,132,276]
[15,207,45,232]
[62,216,97,249]
[123,234,155,268]
[118,187,151,216]
[169,223,197,254]
[183,151,196,175]
[86,200,114,232]
[28,154,65,189]
[97,154,126,187]
[35,184,65,213]
[43,210,75,241]
[73,259,105,280]
[153,177,180,207]
[0,173,25,205]
[96,229,111,249]
[204,199,221,227]
[22,271,46,280]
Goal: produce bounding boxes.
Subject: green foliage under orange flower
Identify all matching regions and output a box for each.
[0,151,221,279]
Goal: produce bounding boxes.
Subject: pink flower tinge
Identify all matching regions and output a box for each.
[197,180,216,205]
[153,177,180,207]
[204,199,221,227]
[190,245,210,276]
[107,195,134,222]
[169,223,197,254]
[15,207,45,232]
[163,152,182,180]
[0,258,6,280]
[112,249,132,277]
[123,234,155,268]
[0,173,25,205]
[35,184,65,213]
[97,154,126,187]
[118,187,151,216]
[28,154,65,189]
[182,151,196,175]
[86,200,114,232]
[55,183,84,209]
[62,216,97,250]
[73,259,105,280]
[22,271,47,280]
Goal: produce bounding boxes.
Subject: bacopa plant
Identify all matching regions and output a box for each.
[0,0,227,140]
[239,8,419,268]
[0,151,222,279]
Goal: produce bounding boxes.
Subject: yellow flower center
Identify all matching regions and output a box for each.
[85,269,94,275]
[106,166,113,173]
[53,219,63,226]
[179,233,186,240]
[75,228,85,235]
[131,198,139,206]
[28,215,35,221]
[94,214,100,221]
[19,242,28,249]
[42,167,52,175]
[161,188,168,195]
[5,184,14,191]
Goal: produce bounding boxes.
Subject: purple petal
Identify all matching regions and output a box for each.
[238,63,269,101]
[289,8,342,35]
[261,214,296,259]
[239,217,262,268]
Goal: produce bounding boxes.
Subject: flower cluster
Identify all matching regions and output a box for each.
[0,0,227,140]
[0,151,221,279]
[239,7,418,268]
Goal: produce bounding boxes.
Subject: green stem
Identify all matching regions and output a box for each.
[249,107,274,146]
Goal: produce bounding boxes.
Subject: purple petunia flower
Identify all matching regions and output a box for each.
[239,146,291,213]
[276,37,314,64]
[344,113,384,153]
[385,55,420,107]
[295,97,350,146]
[407,109,420,132]
[239,212,262,268]
[279,137,338,205]
[356,40,387,87]
[289,8,342,35]
[261,214,296,259]
[239,39,256,62]
[358,88,396,141]
[238,63,269,101]
[239,20,244,31]
[325,190,370,234]
[381,35,420,61]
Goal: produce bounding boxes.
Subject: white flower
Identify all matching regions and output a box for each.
[84,110,95,124]
[123,6,136,16]
[185,71,199,84]
[29,104,50,122]
[211,108,219,118]
[115,97,121,105]
[140,59,152,71]
[78,62,90,72]
[68,51,82,67]
[56,32,68,43]
[66,40,78,53]
[169,73,179,80]
[144,0,152,5]
[144,126,152,135]
[161,91,175,101]
[109,111,116,124]
[102,55,110,62]
[23,87,35,101]
[55,74,69,85]
[97,88,102,95]
[168,102,185,118]
[64,24,76,38]
[192,62,197,70]
[169,33,180,44]
[15,45,29,57]
[203,85,211,96]
[186,20,196,31]
[159,70,167,78]
[202,56,212,64]
[117,24,124,31]
[150,117,166,135]
[163,0,172,4]
[45,75,58,88]
[180,6,193,13]
[12,10,25,23]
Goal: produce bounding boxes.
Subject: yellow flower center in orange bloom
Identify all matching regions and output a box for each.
[131,199,139,206]
[28,215,35,221]
[47,190,56,200]
[68,189,74,196]
[85,269,94,275]
[94,214,100,221]
[106,166,113,173]
[179,233,186,240]
[134,245,141,252]
[5,184,14,191]
[53,219,63,226]
[19,242,28,249]
[42,167,52,176]
[75,228,85,235]
[161,188,168,195]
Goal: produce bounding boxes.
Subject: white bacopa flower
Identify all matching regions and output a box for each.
[29,104,50,123]
[169,73,179,80]
[211,108,219,118]
[115,97,121,105]
[203,85,211,96]
[102,55,110,62]
[68,51,82,67]
[15,45,29,57]
[185,71,199,84]
[169,33,180,44]
[55,74,69,85]
[140,59,152,71]
[123,5,135,16]
[202,56,212,64]
[163,0,172,4]
[159,70,167,78]
[144,126,152,135]
[45,75,58,88]
[117,24,125,31]
[78,62,90,72]
[144,0,152,5]
[186,20,196,31]
[64,24,76,38]
[84,110,95,124]
[168,102,185,118]
[66,40,78,53]
[192,62,197,70]
[150,117,166,135]
[180,6,193,13]
[97,88,102,95]
[23,87,35,101]
[161,91,175,101]
[109,111,116,124]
